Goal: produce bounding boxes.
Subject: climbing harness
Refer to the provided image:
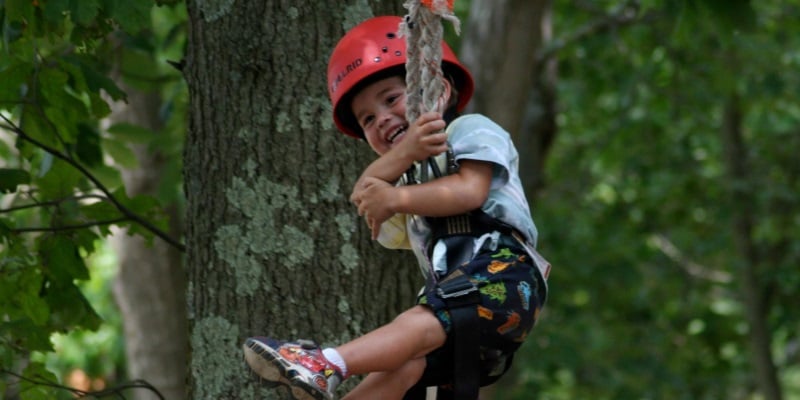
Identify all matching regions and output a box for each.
[400,2,485,399]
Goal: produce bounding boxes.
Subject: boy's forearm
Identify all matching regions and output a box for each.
[389,160,492,217]
[358,148,415,184]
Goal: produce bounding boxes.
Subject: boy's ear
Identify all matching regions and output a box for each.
[440,78,455,112]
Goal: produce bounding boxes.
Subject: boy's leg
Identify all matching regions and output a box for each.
[244,305,445,400]
[341,358,426,400]
[335,305,445,375]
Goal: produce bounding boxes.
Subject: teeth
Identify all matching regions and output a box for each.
[388,126,406,143]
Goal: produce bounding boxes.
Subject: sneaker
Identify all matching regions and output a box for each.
[243,337,343,400]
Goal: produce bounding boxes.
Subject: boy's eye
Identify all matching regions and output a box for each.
[360,115,374,128]
[387,92,405,105]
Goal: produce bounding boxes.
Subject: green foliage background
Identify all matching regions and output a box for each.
[1,0,798,399]
[498,1,800,399]
[1,0,185,397]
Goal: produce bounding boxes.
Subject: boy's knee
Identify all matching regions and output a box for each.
[394,305,433,324]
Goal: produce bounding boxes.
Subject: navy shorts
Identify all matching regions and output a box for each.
[418,238,546,354]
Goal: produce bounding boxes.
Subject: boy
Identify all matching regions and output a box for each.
[243,16,548,400]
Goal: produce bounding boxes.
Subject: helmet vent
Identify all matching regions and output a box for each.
[374,57,382,62]
[386,32,396,39]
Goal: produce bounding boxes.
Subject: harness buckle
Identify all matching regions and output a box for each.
[436,277,479,300]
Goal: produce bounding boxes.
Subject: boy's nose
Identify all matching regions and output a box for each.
[377,112,391,129]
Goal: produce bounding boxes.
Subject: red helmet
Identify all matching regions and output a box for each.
[327,16,474,139]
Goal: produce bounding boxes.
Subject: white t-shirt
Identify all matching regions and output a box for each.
[377,114,538,277]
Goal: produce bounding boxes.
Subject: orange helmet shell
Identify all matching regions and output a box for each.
[327,16,474,138]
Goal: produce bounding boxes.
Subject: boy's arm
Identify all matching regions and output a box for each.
[354,159,493,239]
[352,111,448,186]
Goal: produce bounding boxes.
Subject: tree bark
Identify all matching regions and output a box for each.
[107,82,188,400]
[182,2,416,399]
[721,94,783,400]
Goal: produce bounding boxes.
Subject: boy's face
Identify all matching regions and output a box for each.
[350,76,408,155]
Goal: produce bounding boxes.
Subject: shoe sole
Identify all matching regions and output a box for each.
[243,339,329,400]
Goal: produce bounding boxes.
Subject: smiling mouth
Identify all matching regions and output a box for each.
[388,125,408,143]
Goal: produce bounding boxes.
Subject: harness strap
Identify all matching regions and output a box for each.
[428,208,519,246]
[435,269,481,399]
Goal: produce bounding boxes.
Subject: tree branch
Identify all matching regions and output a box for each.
[650,233,732,284]
[1,114,185,252]
[537,0,653,64]
[1,368,165,400]
[11,217,130,233]
[0,193,108,214]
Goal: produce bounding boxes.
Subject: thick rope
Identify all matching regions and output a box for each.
[400,0,460,181]
[400,0,460,123]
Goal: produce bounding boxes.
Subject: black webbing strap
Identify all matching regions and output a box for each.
[435,270,481,399]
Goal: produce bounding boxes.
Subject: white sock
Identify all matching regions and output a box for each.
[322,348,348,377]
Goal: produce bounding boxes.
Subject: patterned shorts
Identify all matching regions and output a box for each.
[418,239,546,354]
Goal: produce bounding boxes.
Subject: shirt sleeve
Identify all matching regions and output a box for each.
[376,213,412,249]
[446,114,513,190]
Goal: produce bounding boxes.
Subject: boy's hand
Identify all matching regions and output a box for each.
[351,177,397,240]
[396,111,448,162]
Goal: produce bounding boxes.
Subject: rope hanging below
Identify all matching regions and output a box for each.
[400,0,460,180]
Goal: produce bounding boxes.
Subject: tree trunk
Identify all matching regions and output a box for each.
[107,83,188,399]
[461,0,557,196]
[721,94,783,400]
[182,2,416,399]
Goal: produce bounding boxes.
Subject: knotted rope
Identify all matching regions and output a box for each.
[400,0,460,180]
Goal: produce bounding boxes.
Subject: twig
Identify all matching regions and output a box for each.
[537,0,652,64]
[0,193,108,214]
[651,233,732,283]
[1,368,166,400]
[0,114,185,252]
[11,217,130,233]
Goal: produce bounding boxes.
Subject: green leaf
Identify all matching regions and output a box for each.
[80,199,122,236]
[0,168,31,193]
[35,159,82,198]
[41,0,71,24]
[121,46,163,87]
[106,122,156,143]
[66,54,127,101]
[20,104,61,152]
[4,0,35,24]
[40,235,90,281]
[87,164,123,191]
[0,319,54,352]
[75,123,103,167]
[87,91,112,118]
[39,68,91,142]
[105,0,155,34]
[19,273,50,326]
[70,0,101,26]
[44,279,101,331]
[102,136,138,168]
[20,362,60,400]
[0,62,32,109]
